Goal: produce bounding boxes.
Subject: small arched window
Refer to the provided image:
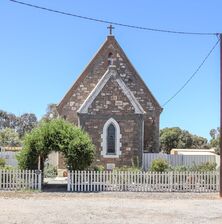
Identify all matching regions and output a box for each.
[108,52,113,65]
[107,124,116,154]
[101,118,122,158]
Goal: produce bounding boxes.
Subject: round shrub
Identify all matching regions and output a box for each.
[150,158,169,172]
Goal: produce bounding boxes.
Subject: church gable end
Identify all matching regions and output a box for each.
[57,33,162,169]
[78,66,145,115]
[57,35,162,125]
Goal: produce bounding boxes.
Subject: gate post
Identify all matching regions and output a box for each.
[38,170,42,191]
[67,171,71,192]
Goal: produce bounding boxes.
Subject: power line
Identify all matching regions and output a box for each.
[162,37,220,107]
[8,0,221,107]
[9,0,217,36]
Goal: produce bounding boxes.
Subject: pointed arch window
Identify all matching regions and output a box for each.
[107,124,116,154]
[101,118,122,158]
[108,52,114,65]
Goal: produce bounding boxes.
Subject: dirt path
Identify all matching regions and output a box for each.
[0,192,222,224]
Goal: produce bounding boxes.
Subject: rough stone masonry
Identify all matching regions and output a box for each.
[57,34,162,169]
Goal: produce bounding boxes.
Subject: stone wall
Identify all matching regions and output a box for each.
[57,35,162,162]
[88,76,135,115]
[79,114,143,168]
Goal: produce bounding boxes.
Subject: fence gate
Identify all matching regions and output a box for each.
[67,170,219,193]
[0,170,42,191]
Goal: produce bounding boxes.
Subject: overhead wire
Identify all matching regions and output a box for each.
[8,0,217,36]
[162,37,220,107]
[8,0,221,108]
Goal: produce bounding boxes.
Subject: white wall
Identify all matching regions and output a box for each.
[0,151,18,167]
[143,153,217,171]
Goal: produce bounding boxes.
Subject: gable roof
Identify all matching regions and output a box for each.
[77,65,146,114]
[57,35,162,113]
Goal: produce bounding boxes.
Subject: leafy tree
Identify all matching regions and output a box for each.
[160,127,182,153]
[0,110,17,130]
[17,119,95,170]
[0,128,21,147]
[192,135,209,149]
[0,110,38,138]
[42,104,59,121]
[177,130,193,149]
[209,127,220,154]
[16,113,38,137]
[160,127,209,153]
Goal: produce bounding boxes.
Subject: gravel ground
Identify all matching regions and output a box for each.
[0,192,222,224]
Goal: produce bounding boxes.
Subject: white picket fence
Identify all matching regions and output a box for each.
[67,171,219,192]
[143,153,217,171]
[0,170,42,191]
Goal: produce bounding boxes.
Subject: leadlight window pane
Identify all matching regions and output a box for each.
[107,124,115,154]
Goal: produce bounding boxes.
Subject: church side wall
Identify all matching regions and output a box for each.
[144,115,160,153]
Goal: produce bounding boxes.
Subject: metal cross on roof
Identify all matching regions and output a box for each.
[107,24,115,35]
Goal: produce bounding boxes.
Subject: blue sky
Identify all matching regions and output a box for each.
[0,0,221,139]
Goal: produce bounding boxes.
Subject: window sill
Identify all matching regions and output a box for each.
[102,154,120,158]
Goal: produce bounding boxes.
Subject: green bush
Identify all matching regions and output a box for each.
[3,165,14,170]
[150,159,169,172]
[168,165,189,172]
[190,162,217,172]
[93,165,105,172]
[0,159,13,170]
[17,119,95,171]
[166,162,217,172]
[0,158,6,168]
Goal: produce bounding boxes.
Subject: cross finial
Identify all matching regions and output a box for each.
[107,24,115,35]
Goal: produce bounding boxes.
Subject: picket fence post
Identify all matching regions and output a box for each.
[67,170,71,192]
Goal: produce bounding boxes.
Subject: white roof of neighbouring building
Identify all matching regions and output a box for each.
[171,148,216,155]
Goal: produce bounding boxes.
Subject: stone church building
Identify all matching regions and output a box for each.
[56,33,162,170]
